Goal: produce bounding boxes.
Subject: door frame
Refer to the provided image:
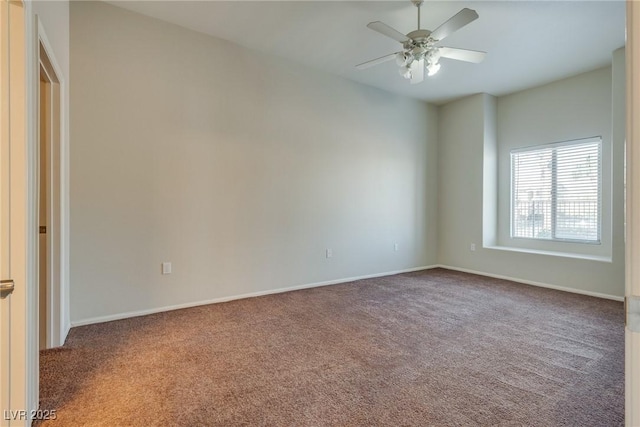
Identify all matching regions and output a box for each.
[37,20,67,350]
[626,2,640,425]
[24,0,38,419]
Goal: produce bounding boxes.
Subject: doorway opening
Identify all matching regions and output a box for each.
[38,41,61,350]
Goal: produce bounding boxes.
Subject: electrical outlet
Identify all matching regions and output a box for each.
[394,243,399,251]
[162,262,172,275]
[326,249,333,258]
[470,243,476,251]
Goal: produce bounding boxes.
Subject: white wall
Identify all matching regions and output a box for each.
[438,62,625,298]
[69,2,439,324]
[612,48,626,283]
[438,93,493,267]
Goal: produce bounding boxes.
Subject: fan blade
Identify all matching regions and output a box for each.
[410,59,424,84]
[438,47,486,63]
[367,21,410,43]
[356,52,400,70]
[429,8,479,42]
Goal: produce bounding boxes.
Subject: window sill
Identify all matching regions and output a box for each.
[484,245,612,263]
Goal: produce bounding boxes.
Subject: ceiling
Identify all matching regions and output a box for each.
[106,1,626,104]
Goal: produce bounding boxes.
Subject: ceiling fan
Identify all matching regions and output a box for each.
[357,0,486,84]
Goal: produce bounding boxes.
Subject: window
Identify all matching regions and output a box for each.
[511,137,601,243]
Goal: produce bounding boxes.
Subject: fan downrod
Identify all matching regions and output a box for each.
[411,0,424,29]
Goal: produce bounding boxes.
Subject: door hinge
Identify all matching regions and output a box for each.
[627,296,640,333]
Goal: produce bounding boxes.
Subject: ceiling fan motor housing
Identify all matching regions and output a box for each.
[403,29,437,64]
[407,29,432,43]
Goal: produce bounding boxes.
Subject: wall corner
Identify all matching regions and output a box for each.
[482,94,498,247]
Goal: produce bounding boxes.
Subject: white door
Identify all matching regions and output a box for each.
[1,1,29,425]
[0,1,14,423]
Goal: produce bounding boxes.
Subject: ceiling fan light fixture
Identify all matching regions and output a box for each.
[399,66,412,79]
[395,52,409,66]
[427,62,441,76]
[411,46,426,57]
[426,49,441,64]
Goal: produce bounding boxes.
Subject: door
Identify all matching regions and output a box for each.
[1,1,29,425]
[38,67,48,350]
[36,42,61,351]
[0,1,13,421]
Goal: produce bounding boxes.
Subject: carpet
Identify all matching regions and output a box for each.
[38,268,624,426]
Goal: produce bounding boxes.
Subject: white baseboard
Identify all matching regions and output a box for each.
[70,263,622,328]
[437,264,624,302]
[71,265,440,327]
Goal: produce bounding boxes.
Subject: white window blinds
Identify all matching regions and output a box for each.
[511,137,601,243]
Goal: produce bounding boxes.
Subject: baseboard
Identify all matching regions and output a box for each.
[71,265,440,327]
[437,264,624,302]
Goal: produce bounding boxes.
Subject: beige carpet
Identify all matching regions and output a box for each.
[38,268,623,426]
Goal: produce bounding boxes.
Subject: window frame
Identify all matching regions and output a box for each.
[510,136,602,245]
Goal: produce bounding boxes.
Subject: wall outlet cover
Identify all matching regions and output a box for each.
[162,262,172,275]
